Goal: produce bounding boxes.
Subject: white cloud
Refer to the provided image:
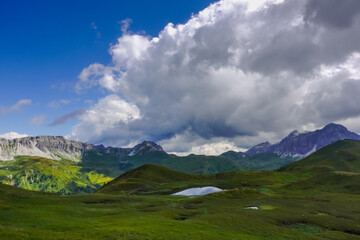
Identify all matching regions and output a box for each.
[1,99,32,114]
[30,115,46,126]
[0,132,29,140]
[68,94,141,145]
[72,0,360,154]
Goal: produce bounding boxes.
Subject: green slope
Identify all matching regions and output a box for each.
[121,152,245,174]
[0,156,112,194]
[97,164,210,194]
[281,139,360,174]
[124,151,296,173]
[98,164,294,195]
[279,139,360,194]
[237,153,296,170]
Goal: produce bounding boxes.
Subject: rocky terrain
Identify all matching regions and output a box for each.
[245,123,360,158]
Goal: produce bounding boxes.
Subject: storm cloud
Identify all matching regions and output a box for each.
[71,0,360,154]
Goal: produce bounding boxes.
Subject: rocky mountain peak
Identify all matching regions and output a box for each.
[128,141,164,156]
[321,123,348,134]
[0,136,91,161]
[246,141,271,156]
[245,123,360,159]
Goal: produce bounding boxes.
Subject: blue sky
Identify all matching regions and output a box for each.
[1,0,360,155]
[0,0,214,136]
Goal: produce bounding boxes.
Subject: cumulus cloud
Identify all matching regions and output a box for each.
[69,94,141,145]
[0,132,29,140]
[1,99,32,114]
[120,18,132,34]
[72,0,360,154]
[304,0,360,29]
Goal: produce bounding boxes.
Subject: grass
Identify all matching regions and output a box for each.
[0,156,113,194]
[0,182,360,239]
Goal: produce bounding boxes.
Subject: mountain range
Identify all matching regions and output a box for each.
[0,123,359,194]
[1,123,358,161]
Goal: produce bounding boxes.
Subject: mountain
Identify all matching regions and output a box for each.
[245,123,360,158]
[0,136,91,161]
[0,137,169,193]
[245,141,271,156]
[0,136,166,162]
[128,141,164,156]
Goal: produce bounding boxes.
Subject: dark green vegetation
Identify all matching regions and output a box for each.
[221,152,296,170]
[280,139,360,194]
[120,152,245,173]
[0,140,360,239]
[120,151,295,174]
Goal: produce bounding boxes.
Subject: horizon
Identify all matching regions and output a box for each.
[0,122,358,156]
[1,0,360,155]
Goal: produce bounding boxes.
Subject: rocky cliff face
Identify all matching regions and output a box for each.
[245,141,271,156]
[0,136,165,161]
[0,136,92,161]
[128,141,164,156]
[246,123,360,158]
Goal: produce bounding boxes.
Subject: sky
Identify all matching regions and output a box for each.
[1,0,360,155]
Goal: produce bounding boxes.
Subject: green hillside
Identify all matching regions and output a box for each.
[97,164,209,194]
[122,151,296,173]
[280,139,360,173]
[278,139,360,194]
[98,163,294,195]
[121,152,245,174]
[0,156,112,194]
